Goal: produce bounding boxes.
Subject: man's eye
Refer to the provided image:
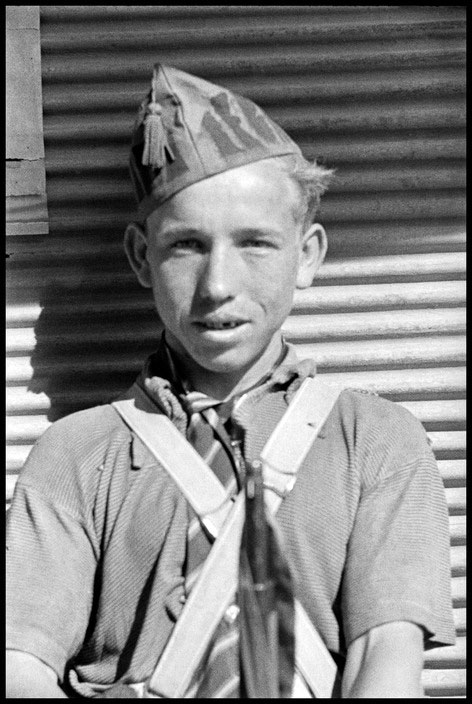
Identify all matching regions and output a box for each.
[242,238,273,248]
[172,239,202,251]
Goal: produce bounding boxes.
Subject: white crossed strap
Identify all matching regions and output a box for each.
[112,376,342,698]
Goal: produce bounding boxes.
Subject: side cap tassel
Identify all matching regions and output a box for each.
[142,102,175,170]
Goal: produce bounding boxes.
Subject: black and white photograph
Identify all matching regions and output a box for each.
[6,6,466,698]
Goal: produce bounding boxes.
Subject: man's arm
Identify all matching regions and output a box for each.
[6,649,68,698]
[341,620,424,698]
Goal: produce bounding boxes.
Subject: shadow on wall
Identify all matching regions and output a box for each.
[27,275,162,424]
[19,135,164,422]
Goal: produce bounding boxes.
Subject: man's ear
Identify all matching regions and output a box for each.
[296,223,327,289]
[123,222,152,288]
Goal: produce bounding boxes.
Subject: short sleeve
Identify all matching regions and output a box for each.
[342,443,456,650]
[6,425,99,679]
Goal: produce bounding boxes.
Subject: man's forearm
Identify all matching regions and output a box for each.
[343,662,424,698]
[6,649,68,698]
[342,621,425,698]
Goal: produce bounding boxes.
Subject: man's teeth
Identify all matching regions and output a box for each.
[203,321,241,329]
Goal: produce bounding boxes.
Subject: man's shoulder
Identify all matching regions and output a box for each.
[337,385,393,414]
[44,403,129,449]
[338,385,423,432]
[12,404,135,521]
[344,384,427,437]
[336,386,434,480]
[22,403,134,485]
[302,378,404,419]
[286,376,423,436]
[301,379,430,458]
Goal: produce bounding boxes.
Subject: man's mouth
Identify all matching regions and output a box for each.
[195,319,247,331]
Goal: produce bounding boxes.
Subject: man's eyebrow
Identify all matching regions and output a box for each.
[235,227,284,239]
[159,226,204,239]
[159,226,284,239]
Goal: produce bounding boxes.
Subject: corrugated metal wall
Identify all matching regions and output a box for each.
[6,6,466,696]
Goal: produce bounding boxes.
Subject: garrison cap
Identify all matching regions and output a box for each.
[130,64,302,223]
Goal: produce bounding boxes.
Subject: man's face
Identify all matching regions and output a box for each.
[128,159,324,383]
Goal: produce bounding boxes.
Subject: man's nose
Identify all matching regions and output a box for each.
[197,245,238,302]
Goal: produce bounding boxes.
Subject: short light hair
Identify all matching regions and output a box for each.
[271,154,335,231]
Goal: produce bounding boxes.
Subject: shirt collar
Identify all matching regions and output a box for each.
[134,332,316,421]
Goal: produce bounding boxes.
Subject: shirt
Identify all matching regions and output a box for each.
[6,343,456,697]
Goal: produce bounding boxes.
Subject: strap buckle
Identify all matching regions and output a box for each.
[263,478,296,499]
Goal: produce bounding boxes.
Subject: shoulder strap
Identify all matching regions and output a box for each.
[147,492,246,699]
[112,376,342,698]
[113,390,231,539]
[260,377,342,515]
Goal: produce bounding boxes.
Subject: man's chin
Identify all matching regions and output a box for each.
[192,349,255,377]
[166,327,280,385]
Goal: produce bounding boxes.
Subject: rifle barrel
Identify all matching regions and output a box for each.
[241,459,279,697]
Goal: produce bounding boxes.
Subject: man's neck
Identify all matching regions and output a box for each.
[165,334,286,400]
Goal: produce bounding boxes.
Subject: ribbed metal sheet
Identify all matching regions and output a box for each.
[5,6,466,696]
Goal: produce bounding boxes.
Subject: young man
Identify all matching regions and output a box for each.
[6,65,455,698]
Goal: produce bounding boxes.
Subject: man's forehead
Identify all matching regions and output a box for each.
[145,159,302,233]
[130,64,302,224]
